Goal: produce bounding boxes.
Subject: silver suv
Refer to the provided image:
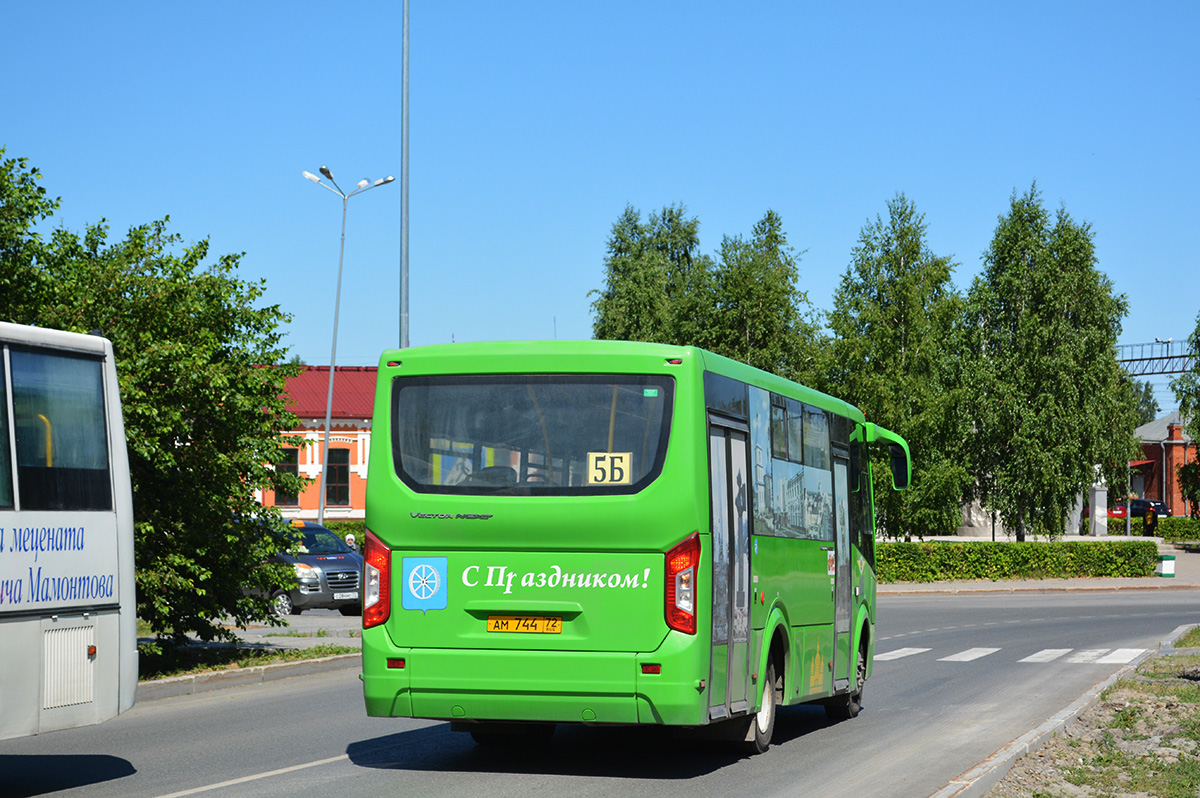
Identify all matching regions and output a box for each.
[270,521,364,616]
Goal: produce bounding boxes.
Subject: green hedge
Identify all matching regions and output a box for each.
[1080,515,1200,540]
[1156,516,1200,541]
[877,540,1159,583]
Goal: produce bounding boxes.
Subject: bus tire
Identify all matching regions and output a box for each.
[826,641,866,720]
[742,661,777,755]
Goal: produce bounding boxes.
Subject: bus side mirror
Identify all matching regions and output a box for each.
[889,443,910,490]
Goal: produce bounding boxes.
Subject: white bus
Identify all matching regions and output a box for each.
[0,322,137,739]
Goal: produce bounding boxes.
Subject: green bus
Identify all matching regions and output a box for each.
[361,340,910,753]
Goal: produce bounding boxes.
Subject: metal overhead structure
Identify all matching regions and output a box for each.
[1112,337,1194,536]
[1116,339,1194,376]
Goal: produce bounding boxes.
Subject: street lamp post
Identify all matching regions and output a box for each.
[302,166,395,526]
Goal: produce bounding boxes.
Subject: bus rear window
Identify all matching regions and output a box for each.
[391,375,674,494]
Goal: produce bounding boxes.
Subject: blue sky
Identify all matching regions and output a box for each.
[4,2,1197,409]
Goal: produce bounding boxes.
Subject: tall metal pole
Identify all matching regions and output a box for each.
[303,168,394,526]
[400,0,411,349]
[317,196,349,527]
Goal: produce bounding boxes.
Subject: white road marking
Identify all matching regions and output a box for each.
[155,754,349,797]
[1096,648,1145,664]
[1019,648,1071,663]
[875,646,1150,665]
[875,647,932,661]
[938,647,1000,662]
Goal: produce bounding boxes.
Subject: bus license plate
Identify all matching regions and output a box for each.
[487,616,562,634]
[333,592,358,600]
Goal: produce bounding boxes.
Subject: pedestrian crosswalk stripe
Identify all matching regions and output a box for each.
[938,647,1000,662]
[874,646,1147,664]
[875,647,932,661]
[1097,648,1144,664]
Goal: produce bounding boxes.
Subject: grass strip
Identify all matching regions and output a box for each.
[140,643,359,681]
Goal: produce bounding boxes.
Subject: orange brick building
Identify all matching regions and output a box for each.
[1135,411,1195,517]
[259,366,378,521]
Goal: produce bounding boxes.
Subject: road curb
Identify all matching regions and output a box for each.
[880,583,1200,595]
[928,623,1197,798]
[136,653,361,702]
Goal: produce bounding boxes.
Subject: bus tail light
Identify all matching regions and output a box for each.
[363,529,391,629]
[665,532,700,635]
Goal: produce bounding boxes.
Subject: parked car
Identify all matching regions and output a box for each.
[1129,498,1170,519]
[269,520,364,617]
[1084,504,1127,520]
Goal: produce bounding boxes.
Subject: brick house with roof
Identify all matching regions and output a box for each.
[258,365,378,520]
[1134,410,1195,517]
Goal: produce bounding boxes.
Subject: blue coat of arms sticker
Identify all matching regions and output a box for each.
[402,557,448,611]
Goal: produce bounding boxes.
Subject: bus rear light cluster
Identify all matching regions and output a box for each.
[665,532,700,635]
[363,529,391,629]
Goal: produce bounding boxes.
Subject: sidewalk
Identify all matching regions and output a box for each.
[880,535,1200,595]
[136,610,364,702]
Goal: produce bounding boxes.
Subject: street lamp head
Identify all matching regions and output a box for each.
[357,179,370,189]
[319,165,334,181]
[376,175,396,186]
[302,170,321,183]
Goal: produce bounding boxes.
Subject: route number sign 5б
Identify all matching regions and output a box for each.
[587,452,632,485]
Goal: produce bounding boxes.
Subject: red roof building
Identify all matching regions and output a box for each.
[259,366,378,521]
[1135,411,1196,517]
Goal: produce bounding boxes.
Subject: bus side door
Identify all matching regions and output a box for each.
[833,454,853,686]
[707,419,752,720]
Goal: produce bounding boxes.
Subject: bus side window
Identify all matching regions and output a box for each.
[10,348,112,511]
[848,438,874,567]
[770,403,788,460]
[785,399,804,464]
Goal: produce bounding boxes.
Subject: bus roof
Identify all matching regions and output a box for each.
[376,339,865,423]
[0,321,113,357]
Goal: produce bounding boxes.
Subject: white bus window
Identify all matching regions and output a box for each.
[10,348,112,511]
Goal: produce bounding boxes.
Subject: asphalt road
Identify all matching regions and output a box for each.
[3,591,1196,798]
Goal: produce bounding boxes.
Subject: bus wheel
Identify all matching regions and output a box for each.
[826,644,865,720]
[742,661,777,755]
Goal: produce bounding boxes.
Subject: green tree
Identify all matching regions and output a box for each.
[826,193,970,539]
[1171,311,1200,515]
[1130,378,1160,426]
[591,206,821,383]
[708,210,822,383]
[0,149,305,645]
[965,185,1138,540]
[590,204,714,345]
[0,153,56,315]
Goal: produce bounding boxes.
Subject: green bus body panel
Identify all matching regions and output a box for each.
[363,340,893,728]
[362,624,708,725]
[384,550,669,653]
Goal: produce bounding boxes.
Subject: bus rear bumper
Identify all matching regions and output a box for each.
[362,631,705,726]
